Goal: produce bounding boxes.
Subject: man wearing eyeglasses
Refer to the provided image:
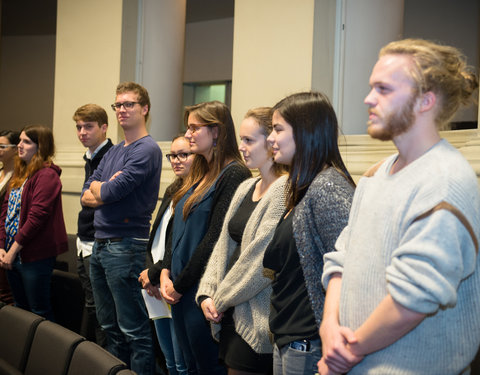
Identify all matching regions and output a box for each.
[73,103,112,348]
[81,82,162,375]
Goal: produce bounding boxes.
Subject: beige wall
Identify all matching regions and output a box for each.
[230,0,315,127]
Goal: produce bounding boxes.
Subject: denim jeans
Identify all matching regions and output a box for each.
[273,339,321,375]
[171,286,226,375]
[77,252,106,347]
[7,256,55,321]
[154,317,187,375]
[90,238,154,375]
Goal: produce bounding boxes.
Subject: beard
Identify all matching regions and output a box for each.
[368,94,417,141]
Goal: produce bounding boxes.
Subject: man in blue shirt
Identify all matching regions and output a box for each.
[82,82,162,375]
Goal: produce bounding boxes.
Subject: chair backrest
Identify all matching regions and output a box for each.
[0,305,44,372]
[66,340,128,375]
[23,320,84,375]
[116,370,137,375]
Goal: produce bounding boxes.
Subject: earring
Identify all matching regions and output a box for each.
[213,139,217,147]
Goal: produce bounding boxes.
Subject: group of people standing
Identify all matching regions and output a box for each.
[0,37,479,375]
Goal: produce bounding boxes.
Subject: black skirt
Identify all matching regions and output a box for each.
[218,308,273,373]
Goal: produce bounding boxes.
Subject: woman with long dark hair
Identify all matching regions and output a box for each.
[263,92,355,375]
[160,101,251,374]
[0,125,68,320]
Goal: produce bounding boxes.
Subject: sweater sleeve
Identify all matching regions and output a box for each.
[15,168,62,247]
[321,225,349,287]
[173,164,251,294]
[100,140,161,203]
[387,208,477,314]
[295,171,354,326]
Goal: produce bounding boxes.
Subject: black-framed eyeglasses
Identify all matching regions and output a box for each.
[0,144,16,150]
[166,153,193,162]
[111,101,140,111]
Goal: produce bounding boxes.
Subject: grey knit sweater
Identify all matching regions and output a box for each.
[323,139,480,374]
[293,167,354,327]
[196,175,287,353]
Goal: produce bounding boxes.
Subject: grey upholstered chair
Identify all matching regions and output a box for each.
[0,305,44,375]
[66,340,128,375]
[23,320,84,375]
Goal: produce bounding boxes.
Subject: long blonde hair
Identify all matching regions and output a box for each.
[172,101,244,219]
[10,125,55,189]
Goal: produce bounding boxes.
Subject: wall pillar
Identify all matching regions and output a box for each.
[230,0,316,127]
[138,0,186,141]
[339,0,404,134]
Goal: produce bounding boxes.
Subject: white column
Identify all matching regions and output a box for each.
[339,0,404,134]
[231,0,315,128]
[138,0,186,141]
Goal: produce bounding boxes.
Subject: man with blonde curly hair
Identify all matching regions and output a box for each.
[319,39,480,374]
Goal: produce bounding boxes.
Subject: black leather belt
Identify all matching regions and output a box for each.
[95,238,123,244]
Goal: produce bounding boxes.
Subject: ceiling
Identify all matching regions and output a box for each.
[1,0,234,36]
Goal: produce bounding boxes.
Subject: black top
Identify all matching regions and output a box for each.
[77,139,114,241]
[145,184,179,285]
[226,182,258,272]
[263,211,319,348]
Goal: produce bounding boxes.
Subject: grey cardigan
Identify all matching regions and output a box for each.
[196,175,287,353]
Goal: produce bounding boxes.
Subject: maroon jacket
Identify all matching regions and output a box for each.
[0,163,68,262]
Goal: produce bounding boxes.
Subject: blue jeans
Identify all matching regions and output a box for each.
[90,238,154,375]
[154,317,187,375]
[7,256,55,320]
[273,339,321,375]
[171,286,226,375]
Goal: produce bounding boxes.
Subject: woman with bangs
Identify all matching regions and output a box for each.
[161,101,251,375]
[263,92,355,375]
[0,125,68,320]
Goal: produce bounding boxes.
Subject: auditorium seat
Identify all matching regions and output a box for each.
[0,305,44,375]
[51,269,84,333]
[66,341,128,375]
[23,320,84,375]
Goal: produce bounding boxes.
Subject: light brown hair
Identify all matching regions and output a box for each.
[10,125,55,188]
[380,38,478,129]
[173,101,244,219]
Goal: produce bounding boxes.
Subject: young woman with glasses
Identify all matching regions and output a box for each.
[0,125,68,320]
[138,135,194,375]
[160,101,251,375]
